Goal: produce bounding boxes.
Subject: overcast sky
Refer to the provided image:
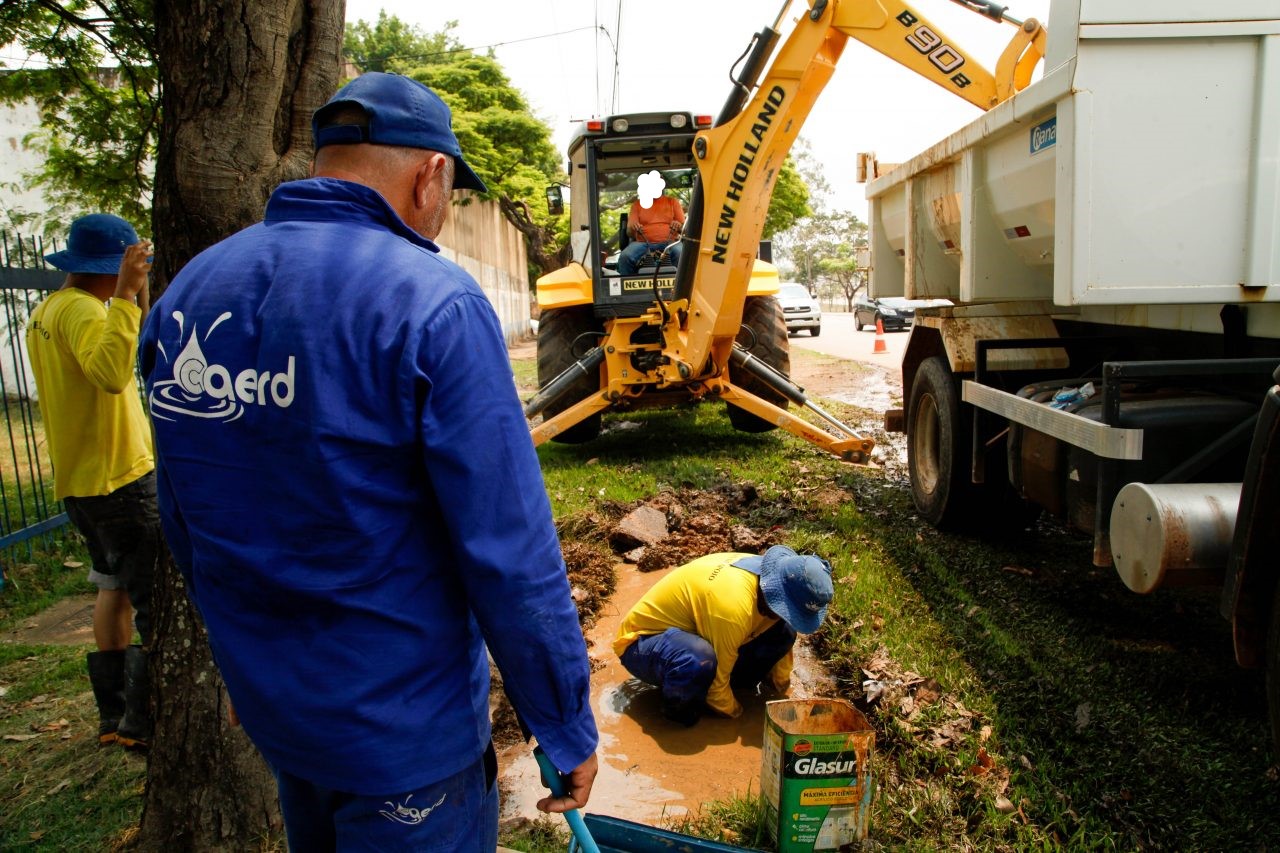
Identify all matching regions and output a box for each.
[345,0,1054,218]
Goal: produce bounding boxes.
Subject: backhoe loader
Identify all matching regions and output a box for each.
[525,0,1046,461]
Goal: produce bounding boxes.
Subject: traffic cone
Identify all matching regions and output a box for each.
[873,318,888,354]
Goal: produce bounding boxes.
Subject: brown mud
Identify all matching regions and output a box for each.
[496,344,887,826]
[497,560,835,826]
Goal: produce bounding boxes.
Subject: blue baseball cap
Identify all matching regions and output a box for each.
[733,545,834,634]
[312,72,487,193]
[44,214,139,275]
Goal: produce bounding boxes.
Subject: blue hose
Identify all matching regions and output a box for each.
[533,745,601,853]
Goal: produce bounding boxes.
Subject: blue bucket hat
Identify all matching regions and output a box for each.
[44,214,139,274]
[312,72,487,193]
[733,545,834,635]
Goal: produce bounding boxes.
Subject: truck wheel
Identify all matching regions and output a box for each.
[727,296,790,433]
[1268,579,1280,756]
[908,357,1038,534]
[536,307,603,444]
[908,356,971,527]
[810,324,821,338]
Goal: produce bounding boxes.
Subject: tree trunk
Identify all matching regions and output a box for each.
[138,2,343,849]
[497,194,559,276]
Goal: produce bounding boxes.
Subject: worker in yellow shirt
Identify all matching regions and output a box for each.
[26,213,158,750]
[614,545,834,726]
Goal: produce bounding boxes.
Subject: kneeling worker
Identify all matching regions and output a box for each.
[614,546,835,725]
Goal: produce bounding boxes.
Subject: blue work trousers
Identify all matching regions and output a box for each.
[619,620,796,714]
[272,742,498,851]
[618,240,681,274]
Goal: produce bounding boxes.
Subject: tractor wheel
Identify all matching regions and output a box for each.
[727,296,791,433]
[536,307,603,444]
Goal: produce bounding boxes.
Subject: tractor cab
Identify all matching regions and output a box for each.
[549,111,707,319]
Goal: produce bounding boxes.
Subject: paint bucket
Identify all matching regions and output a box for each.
[760,698,875,851]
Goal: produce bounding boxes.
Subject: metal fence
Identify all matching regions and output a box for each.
[0,208,534,582]
[0,232,66,579]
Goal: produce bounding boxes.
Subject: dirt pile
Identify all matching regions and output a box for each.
[492,481,809,747]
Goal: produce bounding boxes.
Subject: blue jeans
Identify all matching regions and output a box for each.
[618,240,681,274]
[619,621,796,723]
[272,743,498,851]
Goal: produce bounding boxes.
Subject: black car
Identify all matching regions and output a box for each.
[853,296,915,331]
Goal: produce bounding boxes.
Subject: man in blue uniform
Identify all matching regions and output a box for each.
[140,73,598,851]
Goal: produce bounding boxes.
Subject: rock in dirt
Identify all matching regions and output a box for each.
[608,505,669,551]
[730,524,763,551]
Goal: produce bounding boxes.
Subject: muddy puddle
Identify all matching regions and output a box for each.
[498,562,835,825]
[496,344,887,825]
[825,368,900,417]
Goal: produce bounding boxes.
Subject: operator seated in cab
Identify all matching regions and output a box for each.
[618,169,685,274]
[614,546,835,726]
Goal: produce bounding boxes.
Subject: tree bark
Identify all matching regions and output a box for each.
[138,2,343,849]
[498,194,560,275]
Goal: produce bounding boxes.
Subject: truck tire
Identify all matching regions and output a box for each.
[727,296,791,433]
[908,357,1039,534]
[536,307,603,444]
[908,356,971,527]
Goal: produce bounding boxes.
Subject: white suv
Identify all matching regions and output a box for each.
[776,282,822,337]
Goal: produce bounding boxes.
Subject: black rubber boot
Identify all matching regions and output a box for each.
[115,645,150,751]
[661,696,704,727]
[86,650,126,745]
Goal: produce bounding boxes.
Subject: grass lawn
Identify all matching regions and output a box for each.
[1,347,1277,850]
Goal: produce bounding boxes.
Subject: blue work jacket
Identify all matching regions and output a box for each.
[139,178,597,794]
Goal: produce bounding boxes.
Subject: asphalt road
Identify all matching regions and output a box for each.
[788,311,908,368]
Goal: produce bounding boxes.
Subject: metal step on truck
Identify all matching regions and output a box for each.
[863,0,1280,747]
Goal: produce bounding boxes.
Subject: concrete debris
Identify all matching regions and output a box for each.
[608,505,669,551]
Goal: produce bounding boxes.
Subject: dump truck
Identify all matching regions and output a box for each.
[864,0,1280,746]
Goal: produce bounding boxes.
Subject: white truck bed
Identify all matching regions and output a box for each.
[866,0,1280,325]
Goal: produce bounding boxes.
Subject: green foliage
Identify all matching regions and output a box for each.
[776,209,866,305]
[0,1,157,237]
[762,156,810,239]
[344,15,567,277]
[815,237,865,308]
[342,12,459,75]
[772,138,865,303]
[411,55,560,200]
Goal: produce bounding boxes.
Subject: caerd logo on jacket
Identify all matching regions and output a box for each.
[149,310,296,423]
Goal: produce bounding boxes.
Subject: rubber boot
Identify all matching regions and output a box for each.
[86,650,126,745]
[660,696,704,727]
[114,645,150,751]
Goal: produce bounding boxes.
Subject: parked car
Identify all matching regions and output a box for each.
[776,282,822,336]
[853,296,951,331]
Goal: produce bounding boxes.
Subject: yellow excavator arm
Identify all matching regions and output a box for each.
[527,0,1045,461]
[674,0,1045,380]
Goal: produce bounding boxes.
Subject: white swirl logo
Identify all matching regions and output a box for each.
[379,792,446,826]
[149,310,296,423]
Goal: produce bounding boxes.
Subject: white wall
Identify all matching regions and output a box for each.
[0,98,52,227]
[435,196,534,345]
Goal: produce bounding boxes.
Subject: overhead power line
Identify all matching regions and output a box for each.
[401,24,610,63]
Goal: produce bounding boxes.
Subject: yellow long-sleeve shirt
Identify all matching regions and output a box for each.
[26,288,153,499]
[614,552,793,718]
